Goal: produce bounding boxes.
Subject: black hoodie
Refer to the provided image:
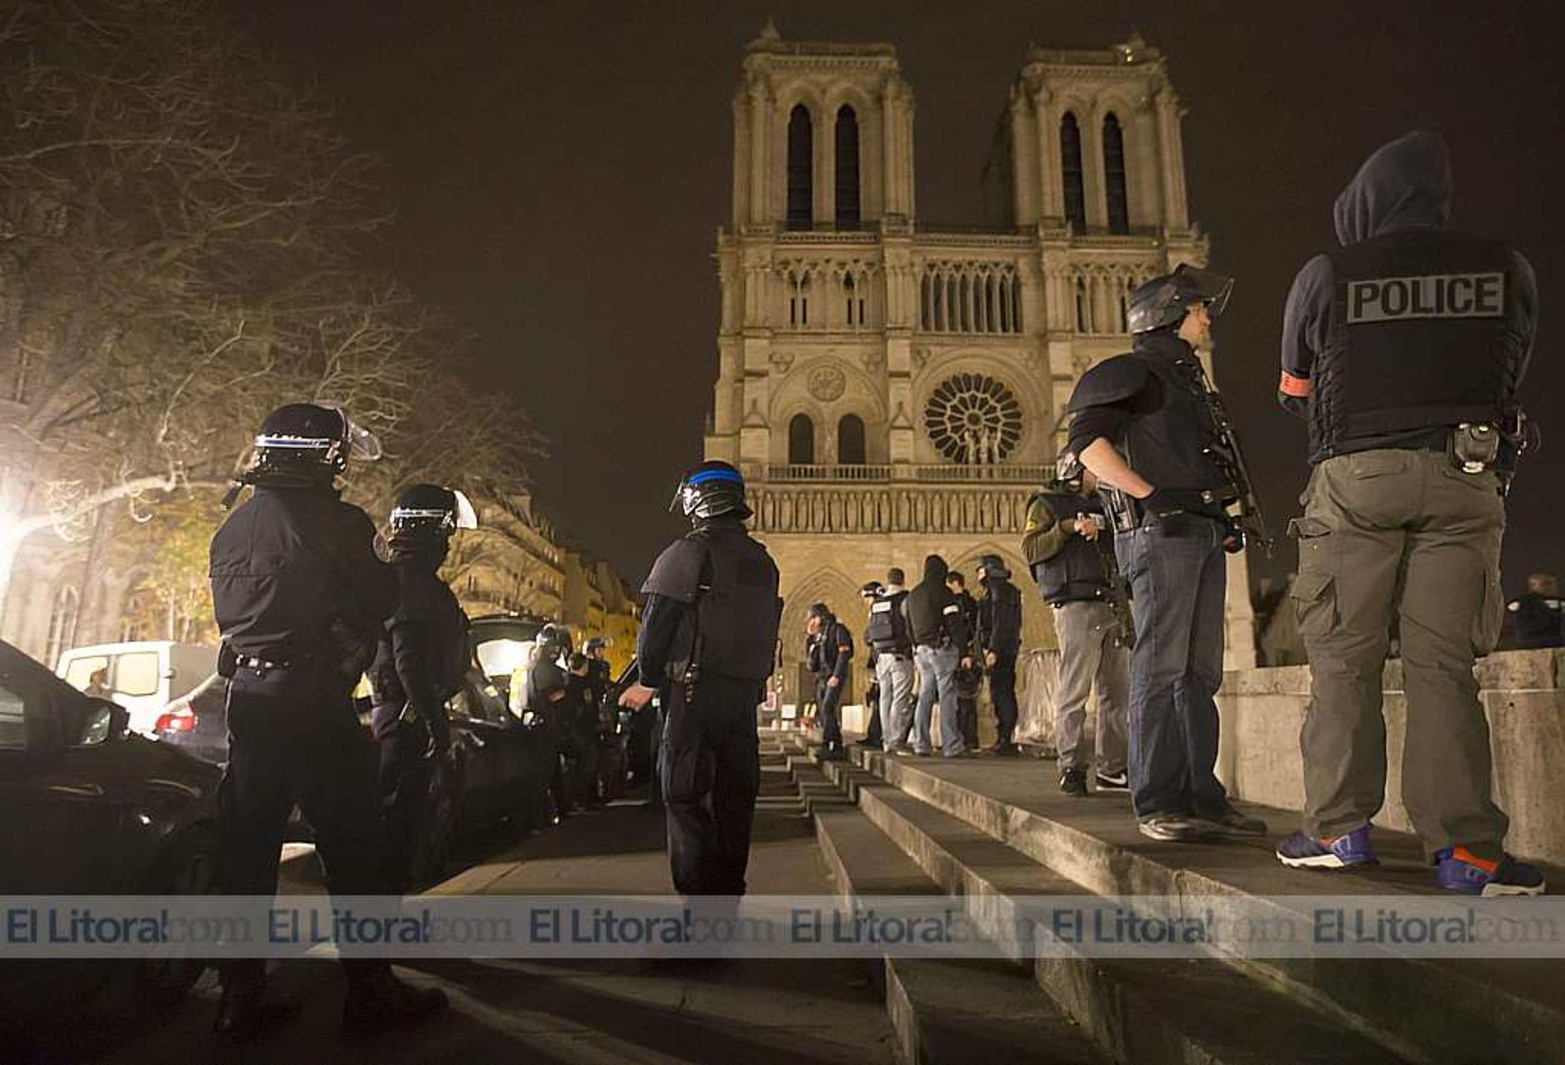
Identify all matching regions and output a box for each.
[1279,131,1537,449]
[906,555,970,652]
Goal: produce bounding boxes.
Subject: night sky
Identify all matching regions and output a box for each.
[232,0,1560,594]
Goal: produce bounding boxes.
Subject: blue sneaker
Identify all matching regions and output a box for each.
[1275,826,1378,869]
[1434,847,1546,897]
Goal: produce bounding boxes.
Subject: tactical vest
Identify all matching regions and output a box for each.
[1119,340,1231,498]
[691,526,781,684]
[1029,492,1114,605]
[1311,230,1518,463]
[865,590,912,653]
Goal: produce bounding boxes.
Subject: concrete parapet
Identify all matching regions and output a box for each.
[1216,649,1565,866]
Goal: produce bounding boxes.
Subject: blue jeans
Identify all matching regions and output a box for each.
[913,644,965,755]
[1114,515,1230,819]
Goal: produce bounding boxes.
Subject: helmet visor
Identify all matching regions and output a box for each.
[451,489,478,530]
[1174,264,1234,319]
[345,419,383,461]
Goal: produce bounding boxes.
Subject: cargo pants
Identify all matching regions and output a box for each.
[1291,448,1509,859]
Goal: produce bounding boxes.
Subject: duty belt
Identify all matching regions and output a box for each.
[235,654,291,674]
[1102,487,1230,532]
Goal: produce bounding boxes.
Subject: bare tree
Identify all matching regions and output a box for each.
[0,1,540,628]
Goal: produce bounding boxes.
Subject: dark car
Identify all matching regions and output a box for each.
[155,635,557,884]
[0,640,222,1019]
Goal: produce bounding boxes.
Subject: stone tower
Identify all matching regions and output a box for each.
[705,27,1254,703]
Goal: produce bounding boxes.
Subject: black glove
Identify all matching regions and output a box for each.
[1222,516,1246,554]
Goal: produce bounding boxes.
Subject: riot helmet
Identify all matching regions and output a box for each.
[584,636,610,658]
[670,460,752,522]
[1049,449,1087,493]
[226,402,382,505]
[1127,264,1233,334]
[390,483,479,536]
[859,580,885,601]
[536,622,573,662]
[977,554,1011,581]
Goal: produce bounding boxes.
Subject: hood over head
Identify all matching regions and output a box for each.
[922,554,949,584]
[1333,130,1451,246]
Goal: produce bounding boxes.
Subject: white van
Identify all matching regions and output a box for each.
[56,641,219,737]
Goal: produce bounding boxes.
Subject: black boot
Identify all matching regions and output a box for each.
[214,984,303,1041]
[342,970,449,1036]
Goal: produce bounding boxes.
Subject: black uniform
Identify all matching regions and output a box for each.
[807,617,854,753]
[638,516,780,895]
[527,651,572,817]
[949,589,982,748]
[368,535,467,891]
[209,484,397,991]
[976,572,1023,748]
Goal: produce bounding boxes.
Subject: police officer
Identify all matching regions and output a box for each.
[584,636,614,705]
[1066,265,1265,843]
[867,568,917,755]
[1273,131,1543,895]
[1022,455,1130,795]
[805,602,854,760]
[944,570,982,750]
[529,622,575,820]
[858,581,885,748]
[1506,573,1563,650]
[209,403,446,1037]
[619,460,781,896]
[975,554,1023,756]
[369,483,477,892]
[565,651,604,804]
[906,554,975,757]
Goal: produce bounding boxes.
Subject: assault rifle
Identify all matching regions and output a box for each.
[1187,357,1274,557]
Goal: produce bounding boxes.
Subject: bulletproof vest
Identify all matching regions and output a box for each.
[691,525,781,683]
[981,579,1023,653]
[865,590,912,653]
[1119,340,1231,497]
[1029,492,1114,605]
[1312,230,1518,463]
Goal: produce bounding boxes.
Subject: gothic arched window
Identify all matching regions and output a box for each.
[787,105,813,230]
[1104,113,1129,234]
[1075,276,1090,334]
[838,414,866,465]
[1060,112,1086,230]
[788,413,816,465]
[834,105,860,229]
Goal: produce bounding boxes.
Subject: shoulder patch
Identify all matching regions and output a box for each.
[1066,354,1150,413]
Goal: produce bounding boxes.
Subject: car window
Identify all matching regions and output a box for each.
[62,655,110,691]
[475,638,535,680]
[113,651,162,697]
[0,678,25,750]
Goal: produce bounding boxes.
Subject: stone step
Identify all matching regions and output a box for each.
[857,781,1409,1065]
[814,807,1112,1065]
[787,756,857,814]
[854,749,1565,1065]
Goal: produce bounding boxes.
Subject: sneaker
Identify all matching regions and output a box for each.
[1275,826,1378,869]
[1059,768,1088,797]
[1093,769,1129,792]
[1434,847,1546,897]
[888,747,916,757]
[1202,806,1269,836]
[1137,813,1220,843]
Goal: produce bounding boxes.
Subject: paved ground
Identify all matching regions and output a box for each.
[8,757,896,1065]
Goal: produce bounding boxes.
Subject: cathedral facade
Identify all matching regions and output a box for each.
[703,27,1254,702]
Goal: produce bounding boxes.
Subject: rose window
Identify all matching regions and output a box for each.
[923,373,1023,464]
